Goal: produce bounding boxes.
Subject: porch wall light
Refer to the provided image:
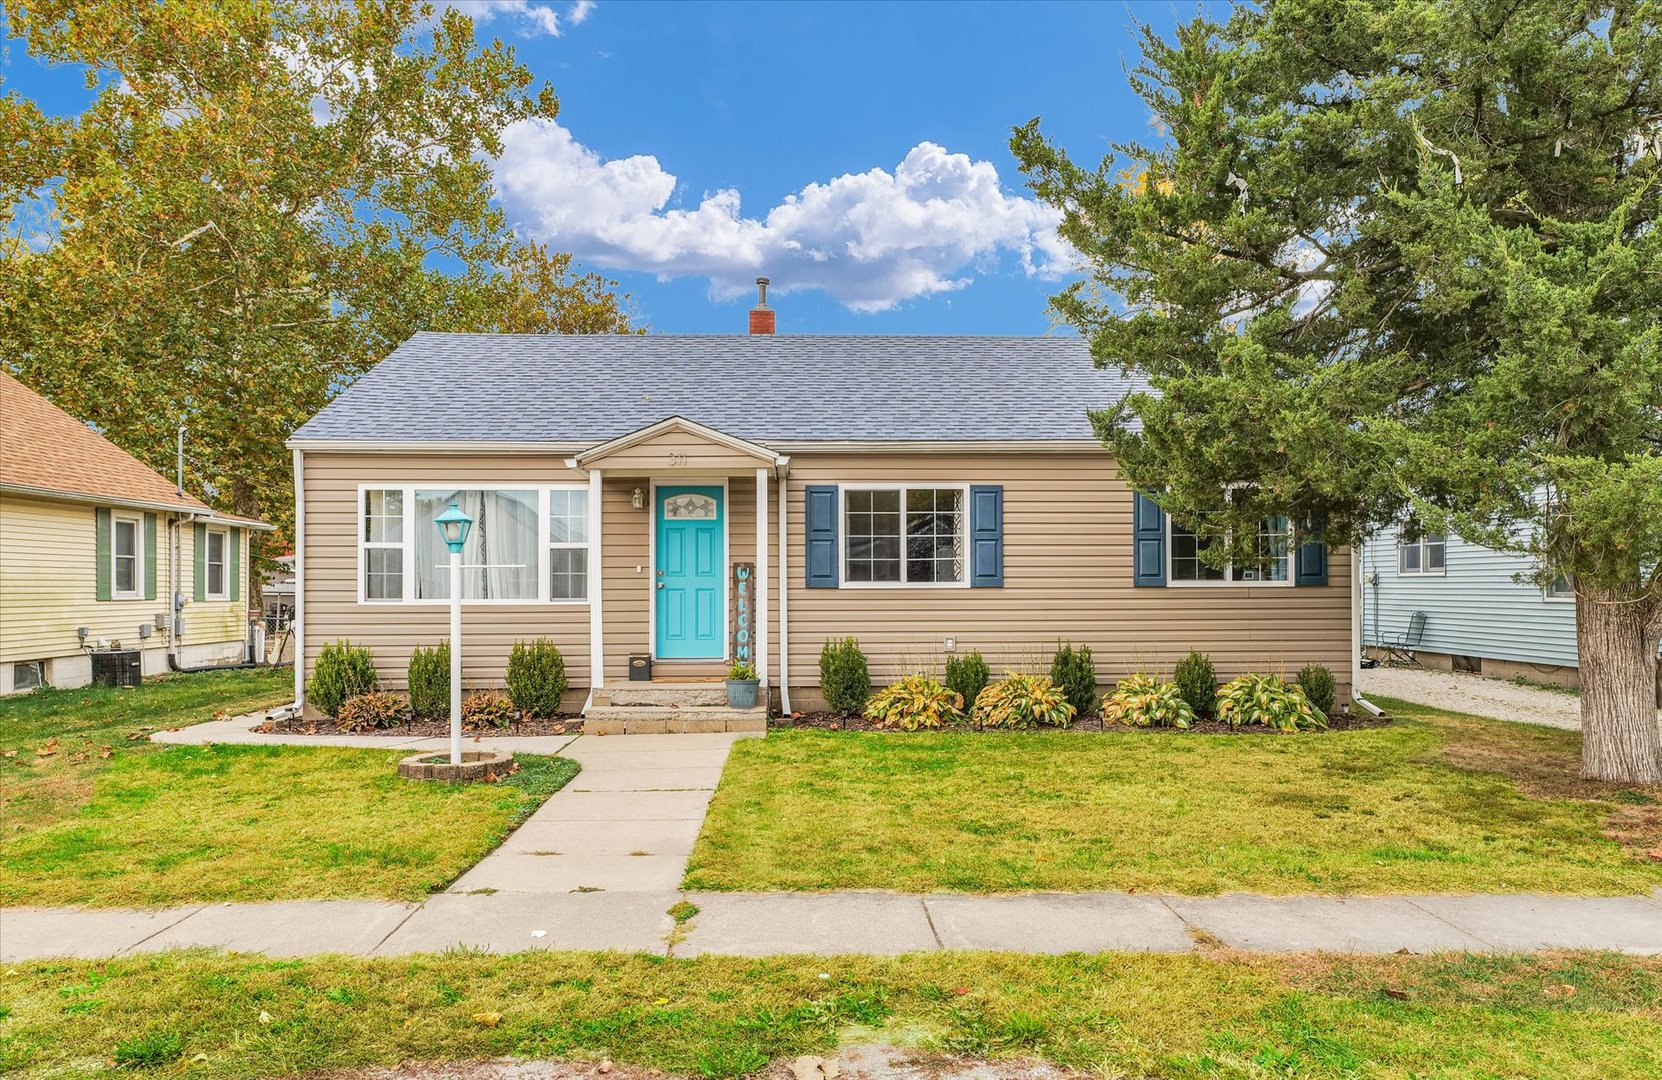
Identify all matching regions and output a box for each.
[631,487,645,510]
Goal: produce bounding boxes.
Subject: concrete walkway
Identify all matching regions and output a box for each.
[5,889,1660,961]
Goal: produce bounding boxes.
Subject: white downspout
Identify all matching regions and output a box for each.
[292,448,306,711]
[755,466,768,693]
[777,463,790,716]
[1351,541,1381,715]
[588,467,605,699]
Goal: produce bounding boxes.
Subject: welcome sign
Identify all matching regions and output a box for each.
[731,562,754,667]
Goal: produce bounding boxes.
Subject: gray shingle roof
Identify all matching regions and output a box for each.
[289,333,1147,445]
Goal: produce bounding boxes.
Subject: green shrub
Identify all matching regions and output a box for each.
[114,1031,183,1068]
[335,690,411,731]
[944,651,991,710]
[1048,642,1098,718]
[407,643,450,720]
[1173,651,1218,719]
[1216,673,1327,731]
[506,638,568,717]
[307,641,377,718]
[462,691,517,729]
[1103,673,1195,729]
[727,660,757,681]
[864,675,965,731]
[819,637,871,716]
[1298,663,1337,716]
[973,672,1076,729]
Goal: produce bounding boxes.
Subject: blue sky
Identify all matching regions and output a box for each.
[4,1,1193,334]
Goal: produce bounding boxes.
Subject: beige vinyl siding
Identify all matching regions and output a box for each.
[782,452,1354,704]
[0,494,249,671]
[298,453,592,691]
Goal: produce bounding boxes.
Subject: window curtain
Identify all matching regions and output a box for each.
[415,489,538,600]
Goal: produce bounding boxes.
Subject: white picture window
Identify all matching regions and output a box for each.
[359,485,590,605]
[843,486,965,586]
[1170,507,1293,584]
[1398,533,1446,576]
[112,514,142,598]
[205,528,229,600]
[548,488,589,601]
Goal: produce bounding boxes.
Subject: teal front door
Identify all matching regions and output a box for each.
[655,485,725,659]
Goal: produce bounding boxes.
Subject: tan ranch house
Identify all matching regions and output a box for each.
[288,300,1358,724]
[0,372,271,694]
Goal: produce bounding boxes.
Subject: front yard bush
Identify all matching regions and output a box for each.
[335,690,410,731]
[1103,673,1195,729]
[973,672,1075,729]
[1298,663,1337,715]
[1049,641,1098,718]
[944,651,990,710]
[308,641,377,718]
[407,643,450,720]
[1216,673,1327,732]
[506,638,567,717]
[1173,650,1218,719]
[863,675,964,730]
[819,637,871,716]
[462,691,517,729]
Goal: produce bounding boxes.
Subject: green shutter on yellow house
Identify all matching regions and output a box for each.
[144,513,158,601]
[193,522,207,602]
[95,508,112,601]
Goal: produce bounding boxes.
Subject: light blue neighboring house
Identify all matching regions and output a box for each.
[1360,523,1581,685]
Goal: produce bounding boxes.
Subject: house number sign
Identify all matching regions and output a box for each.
[731,562,754,667]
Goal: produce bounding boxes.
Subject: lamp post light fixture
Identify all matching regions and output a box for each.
[434,502,473,765]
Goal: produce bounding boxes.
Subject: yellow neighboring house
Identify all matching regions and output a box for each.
[0,372,272,694]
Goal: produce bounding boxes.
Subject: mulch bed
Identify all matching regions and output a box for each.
[770,710,1392,735]
[259,715,584,738]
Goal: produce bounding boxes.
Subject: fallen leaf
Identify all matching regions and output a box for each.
[789,1056,825,1080]
[472,1011,502,1028]
[258,1010,272,1024]
[1645,848,1662,862]
[99,746,113,759]
[35,738,59,758]
[598,1061,613,1074]
[1382,988,1410,1001]
[2,750,17,758]
[654,997,669,1005]
[1544,984,1578,999]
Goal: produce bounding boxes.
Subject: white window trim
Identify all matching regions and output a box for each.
[111,512,144,600]
[355,483,591,607]
[837,482,973,590]
[1165,515,1296,587]
[1544,574,1576,603]
[204,526,231,601]
[1397,534,1447,577]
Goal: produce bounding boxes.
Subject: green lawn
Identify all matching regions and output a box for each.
[685,698,1662,895]
[0,670,579,907]
[1,949,1658,1078]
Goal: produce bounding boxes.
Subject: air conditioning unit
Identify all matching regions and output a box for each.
[91,649,142,689]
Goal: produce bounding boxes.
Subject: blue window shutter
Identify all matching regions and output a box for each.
[1132,491,1167,587]
[805,485,839,588]
[969,485,1003,587]
[1295,516,1328,586]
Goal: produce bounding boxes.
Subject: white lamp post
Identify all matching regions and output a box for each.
[434,502,474,765]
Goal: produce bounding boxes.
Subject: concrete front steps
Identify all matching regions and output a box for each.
[584,681,767,734]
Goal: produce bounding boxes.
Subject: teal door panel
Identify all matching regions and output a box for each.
[656,486,724,659]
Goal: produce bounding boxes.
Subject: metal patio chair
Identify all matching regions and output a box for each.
[1384,611,1428,666]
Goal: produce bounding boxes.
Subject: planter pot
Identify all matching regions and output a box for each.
[726,678,760,709]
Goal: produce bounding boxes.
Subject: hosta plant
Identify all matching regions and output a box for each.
[461,691,518,730]
[972,673,1076,729]
[1103,673,1194,729]
[1215,674,1327,732]
[335,690,410,732]
[863,675,965,731]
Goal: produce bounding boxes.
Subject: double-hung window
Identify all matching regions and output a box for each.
[1398,532,1446,575]
[360,485,589,604]
[112,514,142,599]
[204,528,229,600]
[843,485,966,586]
[1169,504,1293,584]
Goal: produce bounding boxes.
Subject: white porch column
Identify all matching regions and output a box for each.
[756,467,769,690]
[589,468,604,691]
[777,464,790,715]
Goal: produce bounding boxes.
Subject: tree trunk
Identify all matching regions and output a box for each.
[1576,583,1662,785]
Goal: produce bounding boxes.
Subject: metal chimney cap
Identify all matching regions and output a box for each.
[754,277,770,307]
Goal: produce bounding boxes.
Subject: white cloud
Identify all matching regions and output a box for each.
[444,1,565,37]
[493,119,1073,312]
[568,1,596,26]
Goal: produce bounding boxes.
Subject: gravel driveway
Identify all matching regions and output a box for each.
[1359,666,1588,730]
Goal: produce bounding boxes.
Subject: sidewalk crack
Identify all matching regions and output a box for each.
[117,905,206,956]
[368,902,423,956]
[1401,897,1495,949]
[919,896,944,950]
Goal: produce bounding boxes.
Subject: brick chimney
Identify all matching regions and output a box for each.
[748,277,775,335]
